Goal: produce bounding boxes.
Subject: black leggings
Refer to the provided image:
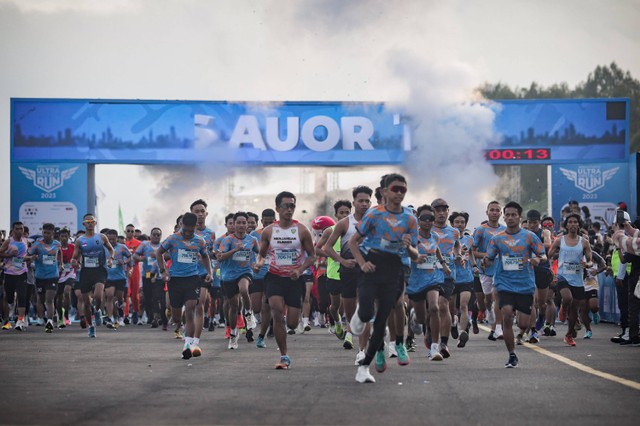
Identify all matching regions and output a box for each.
[151,282,167,325]
[4,274,28,308]
[317,275,331,314]
[142,278,155,319]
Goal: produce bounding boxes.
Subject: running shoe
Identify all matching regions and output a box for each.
[88,325,96,338]
[355,365,376,383]
[495,328,504,340]
[275,355,291,370]
[162,323,168,331]
[131,312,139,325]
[203,316,210,329]
[564,335,577,346]
[477,310,486,323]
[191,344,202,357]
[228,335,239,350]
[35,317,44,326]
[440,343,451,359]
[584,330,593,339]
[488,330,497,341]
[328,325,336,335]
[549,326,557,336]
[256,336,266,348]
[486,308,496,325]
[182,343,192,360]
[405,336,416,352]
[287,328,296,335]
[428,349,443,361]
[174,328,182,339]
[303,322,311,333]
[14,319,26,331]
[64,316,71,326]
[451,321,459,339]
[505,353,518,368]
[543,325,552,336]
[106,321,117,330]
[118,318,125,327]
[409,309,423,335]
[620,337,640,346]
[396,343,410,366]
[593,312,601,324]
[80,317,87,329]
[225,326,231,339]
[151,319,159,329]
[45,320,54,333]
[457,330,469,348]
[57,319,66,329]
[236,313,245,329]
[559,306,567,323]
[343,332,354,350]
[472,319,479,335]
[296,321,304,335]
[2,321,12,330]
[388,344,398,358]
[535,313,545,331]
[94,310,102,327]
[349,307,365,336]
[335,323,346,340]
[528,330,540,344]
[246,312,257,330]
[354,349,366,365]
[516,334,524,345]
[208,321,215,332]
[375,349,387,373]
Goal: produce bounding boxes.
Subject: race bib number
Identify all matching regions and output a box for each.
[63,263,71,273]
[380,238,404,252]
[177,249,196,264]
[12,257,25,269]
[232,250,251,262]
[502,256,523,271]
[84,257,99,268]
[43,255,55,266]
[147,257,158,267]
[417,255,437,270]
[563,263,581,275]
[275,249,296,266]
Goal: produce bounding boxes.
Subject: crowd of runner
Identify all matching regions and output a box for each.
[1,173,638,383]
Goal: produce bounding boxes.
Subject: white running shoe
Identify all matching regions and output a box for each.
[486,307,496,325]
[14,319,26,331]
[355,365,376,383]
[246,312,257,330]
[228,335,239,350]
[349,307,366,336]
[355,349,366,365]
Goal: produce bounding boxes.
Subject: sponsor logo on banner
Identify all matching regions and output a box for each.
[559,166,619,194]
[18,165,79,193]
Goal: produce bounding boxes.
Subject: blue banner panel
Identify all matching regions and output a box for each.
[551,162,630,224]
[11,163,88,235]
[491,99,628,163]
[11,100,405,165]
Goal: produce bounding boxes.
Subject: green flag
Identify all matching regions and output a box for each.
[118,204,125,235]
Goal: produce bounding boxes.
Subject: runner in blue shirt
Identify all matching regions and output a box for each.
[104,229,131,329]
[156,212,212,360]
[134,228,166,329]
[449,211,476,348]
[482,201,546,368]
[250,208,276,348]
[28,223,62,333]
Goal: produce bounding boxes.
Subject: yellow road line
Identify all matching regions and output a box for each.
[478,325,640,391]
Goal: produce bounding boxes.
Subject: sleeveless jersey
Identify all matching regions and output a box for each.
[59,244,77,283]
[30,238,61,280]
[326,225,340,280]
[78,234,107,269]
[557,236,585,287]
[269,221,304,277]
[340,214,359,259]
[472,222,506,276]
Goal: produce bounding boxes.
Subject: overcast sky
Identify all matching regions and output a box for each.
[1,0,639,231]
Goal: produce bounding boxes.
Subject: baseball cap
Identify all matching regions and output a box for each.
[526,209,542,221]
[431,198,449,209]
[618,201,628,211]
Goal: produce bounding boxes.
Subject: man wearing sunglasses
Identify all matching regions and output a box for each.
[255,191,316,370]
[71,214,115,338]
[134,227,166,329]
[124,224,142,325]
[348,174,419,383]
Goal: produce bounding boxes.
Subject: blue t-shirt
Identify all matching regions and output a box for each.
[135,241,161,276]
[29,238,61,280]
[407,232,444,294]
[160,232,208,278]
[486,229,545,294]
[78,234,107,270]
[195,226,216,277]
[217,233,259,282]
[356,205,418,257]
[472,222,506,276]
[107,243,131,282]
[250,229,270,279]
[455,234,475,284]
[432,224,460,281]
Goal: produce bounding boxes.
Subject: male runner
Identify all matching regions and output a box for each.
[124,224,142,324]
[482,201,546,367]
[104,229,131,329]
[526,209,553,343]
[255,191,316,369]
[156,212,213,359]
[134,227,166,329]
[0,222,30,330]
[449,211,476,348]
[251,209,276,348]
[57,228,76,327]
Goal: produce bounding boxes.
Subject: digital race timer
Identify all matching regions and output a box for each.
[484,148,551,161]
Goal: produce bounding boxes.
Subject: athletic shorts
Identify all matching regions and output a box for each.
[57,279,75,296]
[265,273,304,309]
[35,278,58,294]
[407,284,444,302]
[498,291,534,315]
[198,274,211,289]
[222,274,252,299]
[585,289,598,300]
[480,274,494,295]
[105,280,127,292]
[249,278,264,294]
[441,278,455,300]
[327,278,341,296]
[473,275,483,293]
[556,279,586,300]
[358,250,405,302]
[339,268,360,299]
[78,268,107,294]
[167,276,200,309]
[534,267,554,290]
[453,282,474,296]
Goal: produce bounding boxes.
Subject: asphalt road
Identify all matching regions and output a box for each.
[0,319,638,425]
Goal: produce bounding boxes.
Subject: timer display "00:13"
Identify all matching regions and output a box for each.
[484,148,551,161]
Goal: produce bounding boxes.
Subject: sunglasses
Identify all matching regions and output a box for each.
[388,185,407,194]
[419,214,435,222]
[83,220,96,225]
[126,229,135,233]
[279,203,296,210]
